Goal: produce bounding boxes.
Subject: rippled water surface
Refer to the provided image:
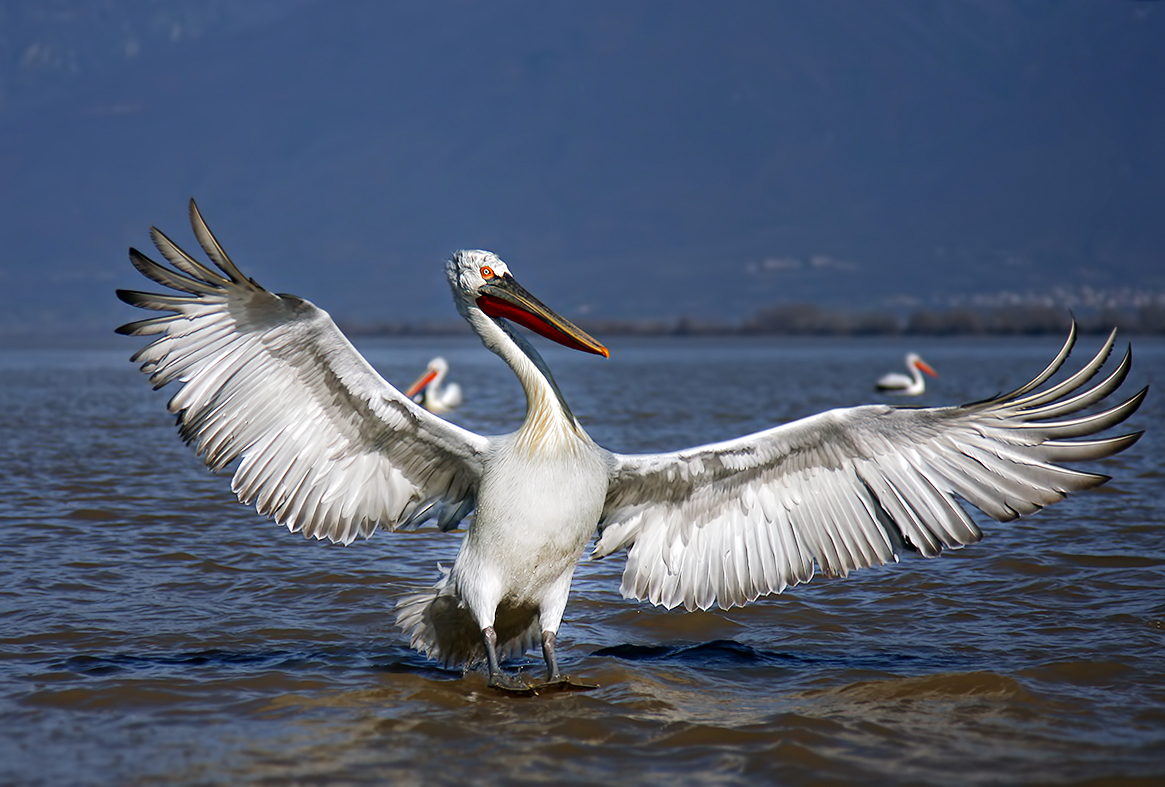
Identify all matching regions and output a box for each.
[2,334,1162,785]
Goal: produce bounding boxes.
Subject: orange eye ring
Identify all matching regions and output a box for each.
[480,266,495,279]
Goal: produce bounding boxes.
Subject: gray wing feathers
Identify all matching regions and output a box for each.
[597,327,1145,611]
[117,200,487,544]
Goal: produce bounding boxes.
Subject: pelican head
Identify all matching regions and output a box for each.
[404,356,449,400]
[446,251,608,357]
[906,353,939,378]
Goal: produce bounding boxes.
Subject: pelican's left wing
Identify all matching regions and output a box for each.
[117,200,489,545]
[594,326,1145,611]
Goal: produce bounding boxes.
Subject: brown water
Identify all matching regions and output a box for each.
[2,335,1162,785]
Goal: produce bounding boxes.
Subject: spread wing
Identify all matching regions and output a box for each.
[116,200,489,544]
[595,325,1146,611]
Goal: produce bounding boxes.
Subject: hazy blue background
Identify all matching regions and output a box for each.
[2,0,1163,341]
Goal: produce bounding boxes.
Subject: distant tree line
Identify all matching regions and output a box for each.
[344,303,1165,337]
[737,303,1165,336]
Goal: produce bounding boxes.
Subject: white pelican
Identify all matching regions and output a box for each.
[117,201,1146,693]
[876,352,939,396]
[406,357,463,414]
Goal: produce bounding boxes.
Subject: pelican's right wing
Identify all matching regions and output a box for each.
[595,326,1146,611]
[116,200,489,544]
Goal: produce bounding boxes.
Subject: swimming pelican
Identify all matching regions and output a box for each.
[876,352,939,396]
[406,357,463,414]
[117,201,1146,693]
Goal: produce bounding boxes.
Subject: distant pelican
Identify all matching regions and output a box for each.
[117,200,1146,693]
[877,353,939,396]
[406,357,463,414]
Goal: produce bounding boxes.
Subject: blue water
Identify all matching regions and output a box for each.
[1,334,1162,785]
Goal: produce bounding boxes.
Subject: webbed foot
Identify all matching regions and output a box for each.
[487,674,538,697]
[529,676,600,693]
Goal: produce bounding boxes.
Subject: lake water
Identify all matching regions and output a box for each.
[1,334,1162,785]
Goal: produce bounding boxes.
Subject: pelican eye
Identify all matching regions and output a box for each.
[480,266,495,280]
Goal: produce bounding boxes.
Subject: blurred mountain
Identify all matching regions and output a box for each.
[1,0,1163,339]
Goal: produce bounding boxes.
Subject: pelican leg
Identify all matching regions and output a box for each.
[530,630,599,693]
[482,626,534,695]
[542,630,561,681]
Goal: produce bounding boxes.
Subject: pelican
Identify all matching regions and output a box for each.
[117,201,1146,693]
[876,352,939,396]
[406,357,463,414]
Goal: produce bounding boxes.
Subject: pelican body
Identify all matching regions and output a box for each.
[876,352,938,395]
[406,357,463,414]
[117,201,1146,692]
